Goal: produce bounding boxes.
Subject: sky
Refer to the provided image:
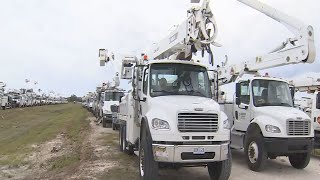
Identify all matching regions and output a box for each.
[0,0,319,97]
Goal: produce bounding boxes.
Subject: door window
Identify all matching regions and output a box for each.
[240,82,250,104]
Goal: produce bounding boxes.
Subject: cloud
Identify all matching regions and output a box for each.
[0,0,319,96]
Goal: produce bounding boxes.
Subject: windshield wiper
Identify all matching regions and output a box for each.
[192,90,206,97]
[273,103,292,107]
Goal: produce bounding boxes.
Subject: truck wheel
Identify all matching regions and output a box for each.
[102,118,107,128]
[119,125,125,152]
[139,124,158,180]
[208,147,232,180]
[112,123,116,130]
[289,153,310,169]
[1,106,5,110]
[244,129,267,172]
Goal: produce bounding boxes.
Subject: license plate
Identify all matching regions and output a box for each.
[193,147,205,154]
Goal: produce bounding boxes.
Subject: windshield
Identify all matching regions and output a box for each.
[104,92,124,101]
[252,80,293,107]
[150,63,211,98]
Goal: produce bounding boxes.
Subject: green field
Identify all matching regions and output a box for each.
[0,104,89,166]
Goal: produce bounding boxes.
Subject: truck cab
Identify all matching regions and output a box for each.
[221,75,314,171]
[119,59,231,179]
[102,90,124,129]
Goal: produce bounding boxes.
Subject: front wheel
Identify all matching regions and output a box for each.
[208,147,232,180]
[244,130,267,172]
[139,124,158,180]
[102,118,107,128]
[289,153,310,169]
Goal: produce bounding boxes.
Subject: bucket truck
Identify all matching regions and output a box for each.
[100,1,231,179]
[99,50,125,129]
[0,82,8,110]
[217,0,316,172]
[290,77,320,148]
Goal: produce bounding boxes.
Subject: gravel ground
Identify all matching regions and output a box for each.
[159,149,320,180]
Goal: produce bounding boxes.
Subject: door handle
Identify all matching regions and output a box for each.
[235,111,238,120]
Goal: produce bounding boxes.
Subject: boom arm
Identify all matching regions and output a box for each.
[290,77,320,92]
[149,0,220,64]
[99,49,120,87]
[217,0,316,85]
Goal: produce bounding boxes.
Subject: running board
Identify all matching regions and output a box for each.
[231,129,245,149]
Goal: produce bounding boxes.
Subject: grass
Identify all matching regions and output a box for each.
[0,104,89,167]
[99,133,139,180]
[314,149,320,156]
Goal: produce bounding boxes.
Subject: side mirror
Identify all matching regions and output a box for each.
[239,103,249,110]
[235,83,241,105]
[316,93,320,109]
[141,97,147,102]
[290,86,295,99]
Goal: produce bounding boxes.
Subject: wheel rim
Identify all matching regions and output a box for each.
[248,141,259,163]
[139,147,145,177]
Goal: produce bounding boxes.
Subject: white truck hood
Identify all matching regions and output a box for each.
[254,106,313,138]
[103,101,119,114]
[150,96,220,112]
[254,106,310,120]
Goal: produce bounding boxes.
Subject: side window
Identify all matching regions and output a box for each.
[143,68,148,95]
[240,82,250,104]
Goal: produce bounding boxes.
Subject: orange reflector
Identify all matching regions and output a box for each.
[317,117,320,124]
[143,55,148,60]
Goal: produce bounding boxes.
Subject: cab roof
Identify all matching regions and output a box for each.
[146,59,207,68]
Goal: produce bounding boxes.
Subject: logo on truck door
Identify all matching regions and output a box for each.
[239,113,246,120]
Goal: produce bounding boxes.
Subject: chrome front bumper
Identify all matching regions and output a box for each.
[152,143,229,163]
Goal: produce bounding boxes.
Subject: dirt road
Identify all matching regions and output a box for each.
[1,104,319,180]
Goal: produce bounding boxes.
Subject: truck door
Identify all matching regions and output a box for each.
[234,81,252,131]
[140,67,149,116]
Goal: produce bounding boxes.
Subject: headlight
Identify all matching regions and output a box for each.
[223,119,230,129]
[152,118,170,130]
[265,125,281,133]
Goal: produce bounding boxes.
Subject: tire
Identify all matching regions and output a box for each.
[244,128,267,172]
[102,118,107,128]
[289,153,310,169]
[1,106,5,110]
[119,125,124,152]
[139,124,158,180]
[208,147,232,180]
[112,123,116,130]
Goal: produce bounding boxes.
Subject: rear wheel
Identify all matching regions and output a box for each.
[208,147,232,180]
[244,128,267,172]
[139,124,158,180]
[289,153,310,169]
[102,118,107,128]
[119,125,124,152]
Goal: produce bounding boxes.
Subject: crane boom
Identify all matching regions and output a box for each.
[290,77,320,92]
[149,0,220,64]
[99,49,120,87]
[217,0,316,85]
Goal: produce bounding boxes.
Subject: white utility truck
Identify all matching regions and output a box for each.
[98,50,125,129]
[100,0,231,179]
[101,87,125,130]
[217,0,316,172]
[0,82,8,110]
[291,77,320,148]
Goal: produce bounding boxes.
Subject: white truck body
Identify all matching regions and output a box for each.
[118,59,230,171]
